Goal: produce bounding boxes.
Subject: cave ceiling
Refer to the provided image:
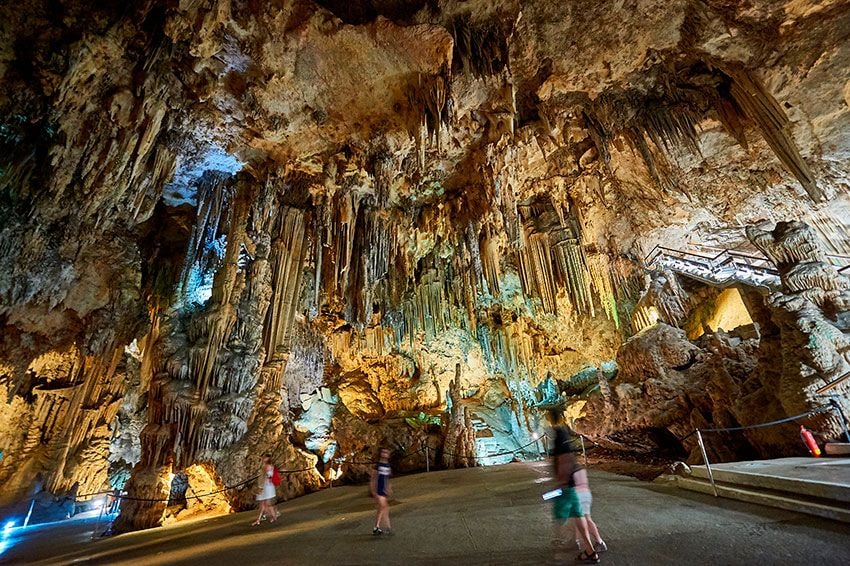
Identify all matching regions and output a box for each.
[2,0,850,529]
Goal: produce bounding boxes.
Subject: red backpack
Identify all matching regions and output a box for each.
[271,466,282,486]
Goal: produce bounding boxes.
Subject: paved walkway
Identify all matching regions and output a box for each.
[3,462,849,565]
[705,457,850,487]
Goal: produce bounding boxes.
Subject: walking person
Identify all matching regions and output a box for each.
[252,453,280,526]
[370,448,392,535]
[572,462,607,555]
[547,410,599,564]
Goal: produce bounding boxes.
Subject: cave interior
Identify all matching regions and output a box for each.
[1,0,850,530]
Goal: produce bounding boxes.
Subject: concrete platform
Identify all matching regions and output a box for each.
[2,462,849,565]
[672,457,850,523]
[826,443,850,456]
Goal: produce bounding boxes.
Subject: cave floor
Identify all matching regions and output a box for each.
[4,461,850,565]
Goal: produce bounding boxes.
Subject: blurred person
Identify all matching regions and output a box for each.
[251,453,279,526]
[370,448,392,535]
[572,462,608,554]
[547,410,599,564]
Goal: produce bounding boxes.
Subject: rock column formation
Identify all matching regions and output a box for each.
[443,364,477,468]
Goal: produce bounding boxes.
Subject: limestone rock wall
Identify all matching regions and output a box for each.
[1,0,850,530]
[575,221,850,461]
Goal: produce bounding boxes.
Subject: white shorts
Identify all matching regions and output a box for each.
[577,490,592,516]
[257,481,276,501]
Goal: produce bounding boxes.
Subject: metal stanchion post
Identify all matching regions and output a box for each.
[580,435,587,467]
[22,495,36,528]
[696,429,718,497]
[91,498,106,541]
[425,445,430,473]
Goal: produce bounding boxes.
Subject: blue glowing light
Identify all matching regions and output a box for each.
[164,146,243,207]
[3,521,13,532]
[183,234,226,305]
[184,265,214,305]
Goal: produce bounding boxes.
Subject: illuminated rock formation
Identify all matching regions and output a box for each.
[1,0,850,530]
[443,364,476,468]
[746,221,850,440]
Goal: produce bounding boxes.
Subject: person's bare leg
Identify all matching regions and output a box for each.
[586,515,601,544]
[383,498,391,531]
[252,501,264,525]
[575,516,595,556]
[377,497,388,529]
[571,517,584,549]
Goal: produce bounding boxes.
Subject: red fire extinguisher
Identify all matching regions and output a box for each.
[800,425,821,457]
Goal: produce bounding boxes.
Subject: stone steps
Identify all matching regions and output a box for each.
[668,457,850,523]
[469,415,533,465]
[474,436,516,466]
[689,459,850,504]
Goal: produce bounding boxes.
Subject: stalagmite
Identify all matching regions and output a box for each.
[443,364,477,468]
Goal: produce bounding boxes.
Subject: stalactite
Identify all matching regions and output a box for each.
[263,207,308,362]
[450,14,511,78]
[372,154,393,208]
[721,68,824,202]
[518,232,559,314]
[806,211,850,257]
[480,227,501,297]
[586,253,620,328]
[407,67,451,156]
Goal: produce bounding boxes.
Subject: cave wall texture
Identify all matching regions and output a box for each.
[1,0,850,530]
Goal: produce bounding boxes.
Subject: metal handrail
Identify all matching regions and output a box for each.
[689,243,850,264]
[645,244,850,278]
[646,243,850,270]
[645,245,781,278]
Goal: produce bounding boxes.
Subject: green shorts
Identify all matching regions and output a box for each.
[552,487,583,521]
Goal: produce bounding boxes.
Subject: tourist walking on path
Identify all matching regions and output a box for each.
[370,448,393,535]
[572,462,607,555]
[252,454,279,526]
[547,410,600,564]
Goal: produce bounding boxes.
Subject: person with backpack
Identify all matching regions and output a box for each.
[252,453,280,526]
[370,448,393,535]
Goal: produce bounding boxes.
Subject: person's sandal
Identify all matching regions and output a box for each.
[594,540,608,553]
[576,550,600,563]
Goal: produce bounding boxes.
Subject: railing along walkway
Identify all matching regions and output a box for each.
[644,245,850,290]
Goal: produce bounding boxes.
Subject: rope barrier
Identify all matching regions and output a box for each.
[70,434,546,505]
[333,445,425,467]
[75,466,320,504]
[681,403,839,498]
[91,445,427,503]
[680,404,833,441]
